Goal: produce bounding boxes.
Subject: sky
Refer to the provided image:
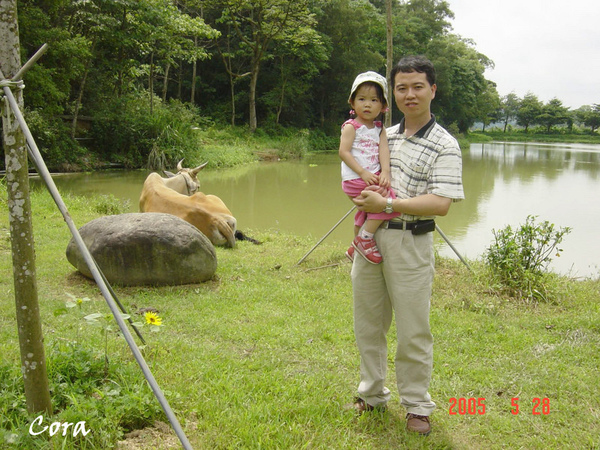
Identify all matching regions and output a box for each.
[446,0,600,109]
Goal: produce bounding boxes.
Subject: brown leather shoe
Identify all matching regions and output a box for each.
[406,413,431,435]
[348,397,387,415]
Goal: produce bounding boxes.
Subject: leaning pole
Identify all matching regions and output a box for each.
[0,0,52,414]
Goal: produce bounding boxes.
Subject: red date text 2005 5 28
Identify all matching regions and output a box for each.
[449,397,550,415]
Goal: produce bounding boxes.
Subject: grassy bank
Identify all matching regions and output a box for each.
[462,130,600,145]
[1,186,599,449]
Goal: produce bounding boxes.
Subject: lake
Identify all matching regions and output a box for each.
[32,142,600,278]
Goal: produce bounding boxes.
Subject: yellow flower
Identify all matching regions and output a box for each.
[144,311,162,326]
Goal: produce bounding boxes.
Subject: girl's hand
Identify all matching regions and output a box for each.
[363,184,388,197]
[361,171,379,186]
[378,171,391,190]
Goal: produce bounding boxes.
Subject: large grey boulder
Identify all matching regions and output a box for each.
[66,213,217,286]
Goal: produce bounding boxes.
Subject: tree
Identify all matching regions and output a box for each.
[312,0,385,130]
[500,92,520,132]
[264,26,328,126]
[395,0,454,55]
[18,0,92,115]
[429,34,492,133]
[130,0,218,112]
[516,92,542,132]
[215,24,252,125]
[586,104,600,132]
[537,98,570,133]
[1,0,52,414]
[475,80,501,132]
[207,0,316,131]
[576,104,600,132]
[381,0,492,133]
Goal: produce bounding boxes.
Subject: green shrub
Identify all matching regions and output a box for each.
[307,129,339,152]
[88,92,213,169]
[276,129,310,159]
[92,194,130,216]
[21,110,87,171]
[484,215,571,302]
[0,342,163,449]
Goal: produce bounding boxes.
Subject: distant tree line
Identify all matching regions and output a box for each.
[481,92,600,134]
[5,0,599,169]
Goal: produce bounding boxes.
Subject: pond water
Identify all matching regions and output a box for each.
[32,142,600,278]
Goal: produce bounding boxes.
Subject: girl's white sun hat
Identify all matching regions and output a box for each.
[349,71,388,105]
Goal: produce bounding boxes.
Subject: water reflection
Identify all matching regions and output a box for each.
[31,142,600,278]
[436,142,600,278]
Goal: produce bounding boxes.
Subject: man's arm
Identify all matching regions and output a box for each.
[353,188,452,217]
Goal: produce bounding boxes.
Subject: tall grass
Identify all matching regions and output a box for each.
[0,184,599,449]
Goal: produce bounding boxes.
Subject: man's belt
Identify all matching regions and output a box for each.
[386,219,435,235]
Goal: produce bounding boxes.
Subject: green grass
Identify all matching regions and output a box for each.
[466,130,600,145]
[1,186,599,449]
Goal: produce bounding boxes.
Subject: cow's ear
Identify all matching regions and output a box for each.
[164,171,176,178]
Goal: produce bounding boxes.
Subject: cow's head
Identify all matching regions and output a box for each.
[163,159,208,195]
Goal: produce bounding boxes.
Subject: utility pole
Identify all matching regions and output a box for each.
[0,0,52,414]
[385,0,393,127]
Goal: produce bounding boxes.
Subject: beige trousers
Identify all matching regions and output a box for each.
[351,227,437,416]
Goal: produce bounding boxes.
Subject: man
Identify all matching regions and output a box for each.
[350,55,464,436]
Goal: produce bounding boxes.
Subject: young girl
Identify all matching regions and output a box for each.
[339,71,399,264]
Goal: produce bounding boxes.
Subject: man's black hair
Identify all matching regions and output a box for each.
[390,55,436,86]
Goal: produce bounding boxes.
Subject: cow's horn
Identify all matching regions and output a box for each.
[191,162,208,175]
[176,159,185,171]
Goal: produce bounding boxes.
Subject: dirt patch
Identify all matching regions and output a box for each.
[116,421,180,450]
[255,150,280,161]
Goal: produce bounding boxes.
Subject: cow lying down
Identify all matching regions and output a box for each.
[140,172,237,247]
[139,160,261,247]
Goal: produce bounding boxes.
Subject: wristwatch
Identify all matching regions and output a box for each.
[384,197,394,214]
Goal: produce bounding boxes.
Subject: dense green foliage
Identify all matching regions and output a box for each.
[3,0,598,171]
[7,0,494,170]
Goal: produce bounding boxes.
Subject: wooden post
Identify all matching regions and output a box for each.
[385,0,393,128]
[0,0,52,414]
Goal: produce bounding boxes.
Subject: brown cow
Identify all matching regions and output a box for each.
[139,167,237,248]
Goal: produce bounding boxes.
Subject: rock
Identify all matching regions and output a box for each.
[66,213,217,286]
